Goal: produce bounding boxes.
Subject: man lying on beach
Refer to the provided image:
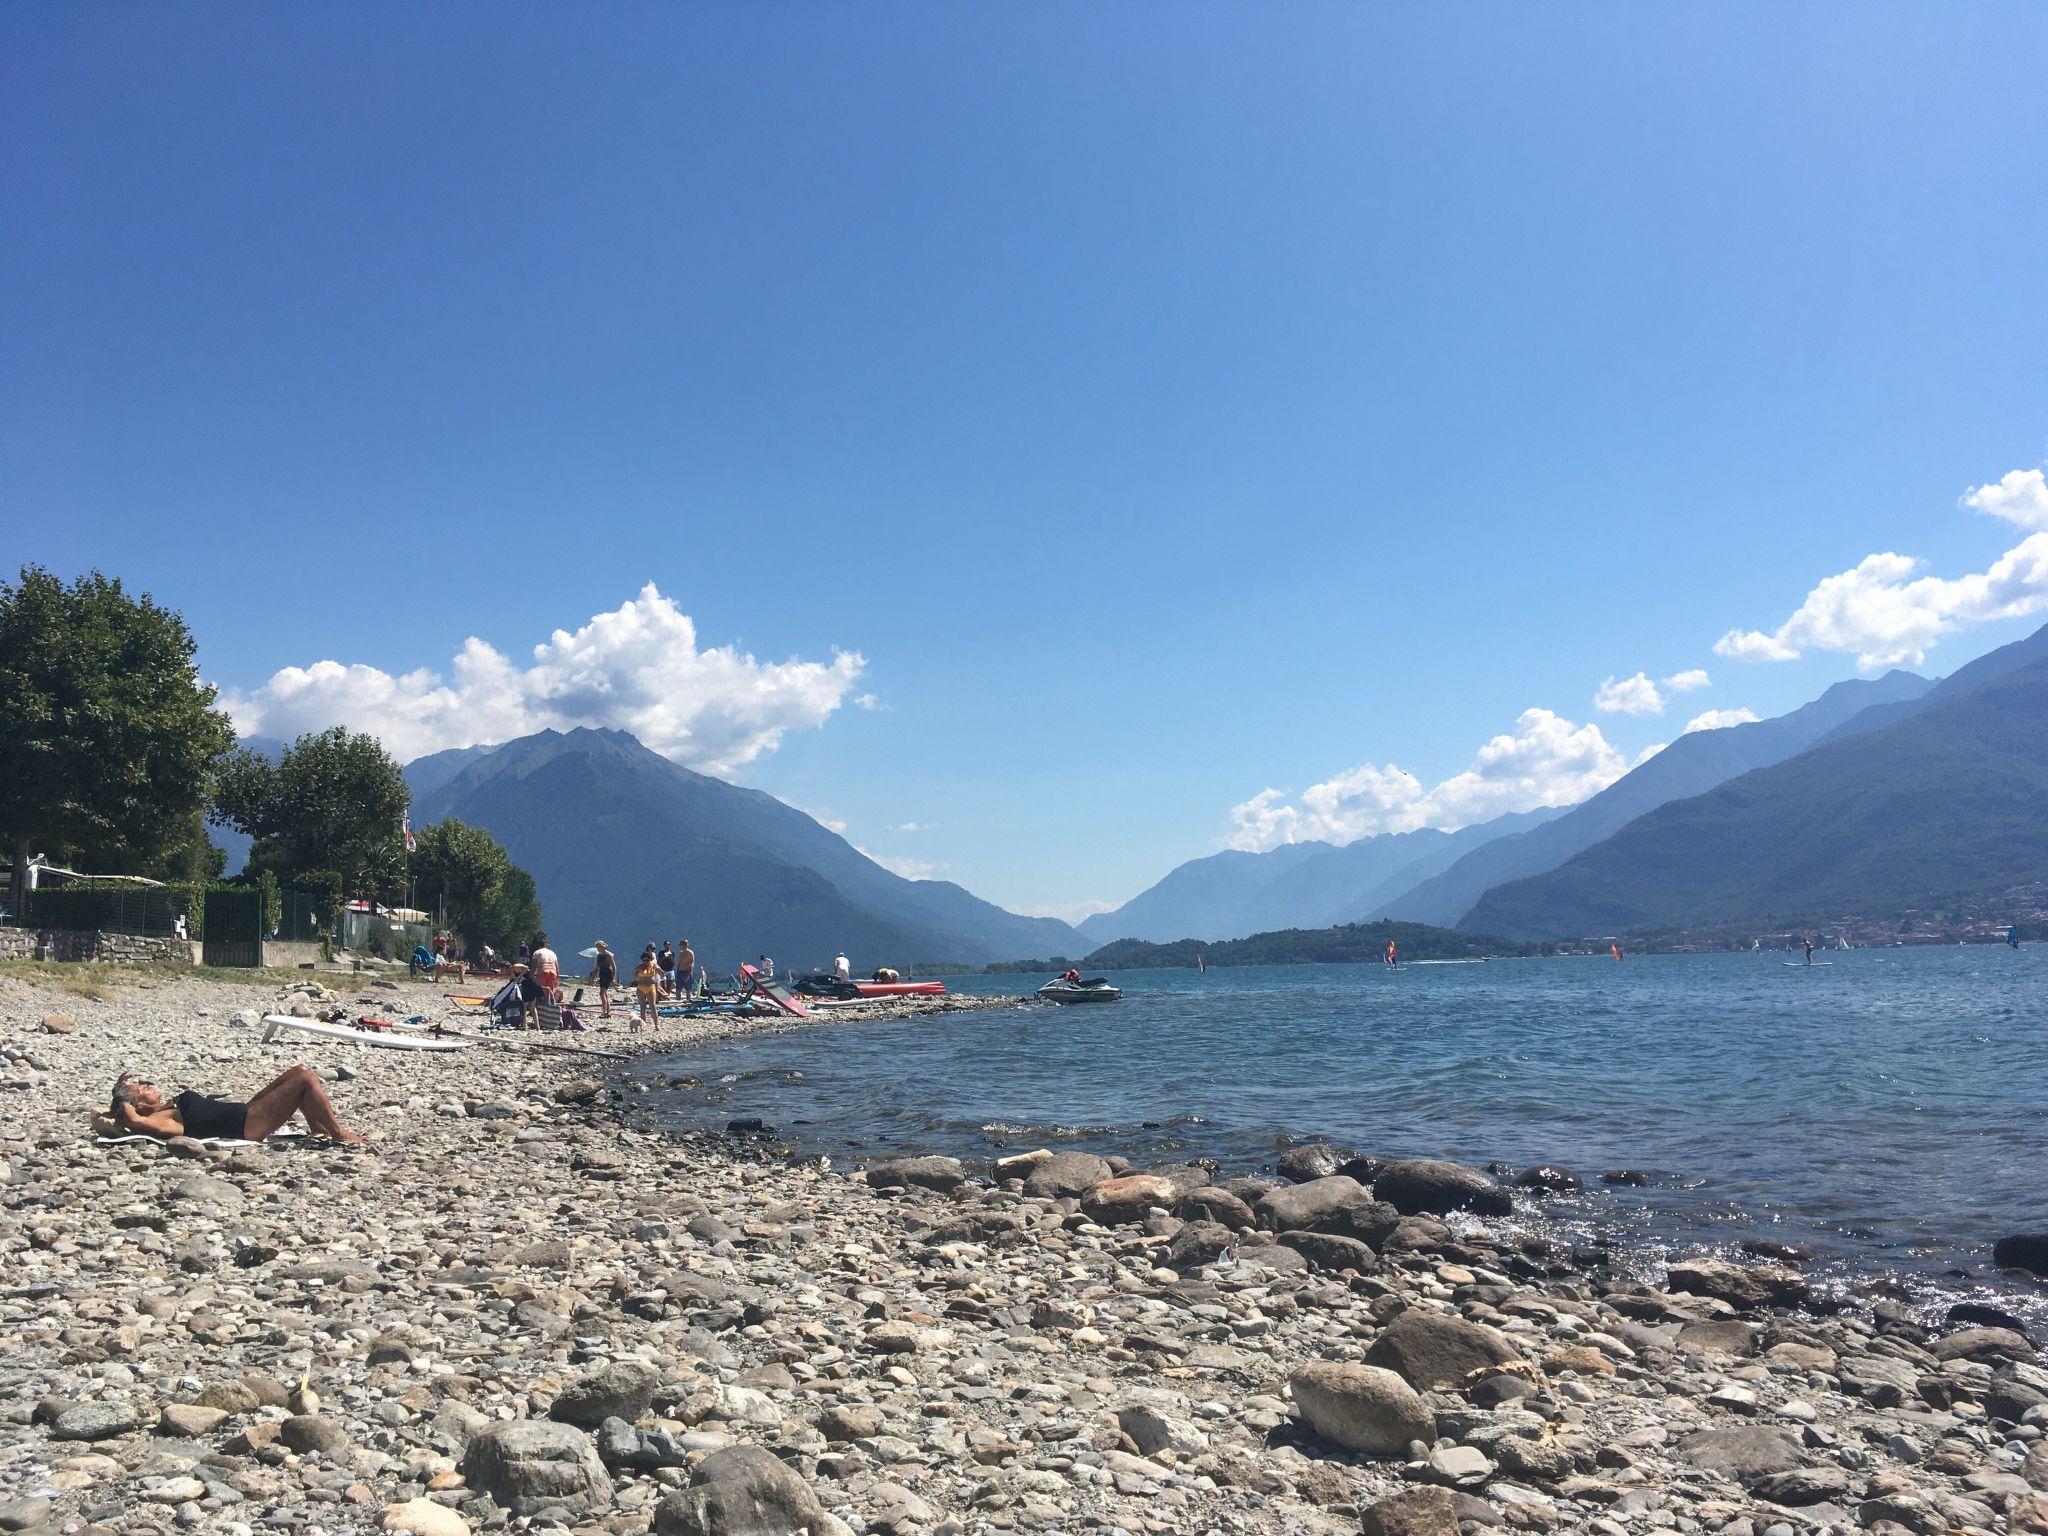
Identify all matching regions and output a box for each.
[110,1065,367,1144]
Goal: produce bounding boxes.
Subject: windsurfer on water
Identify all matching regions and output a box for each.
[1385,939,1397,967]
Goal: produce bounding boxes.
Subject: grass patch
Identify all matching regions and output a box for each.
[0,959,125,1002]
[0,958,323,999]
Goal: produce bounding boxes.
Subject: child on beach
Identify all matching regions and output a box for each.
[633,947,659,1029]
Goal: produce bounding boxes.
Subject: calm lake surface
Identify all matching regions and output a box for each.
[639,947,2047,1316]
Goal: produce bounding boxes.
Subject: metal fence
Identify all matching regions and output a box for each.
[335,907,431,959]
[16,885,191,938]
[274,888,330,943]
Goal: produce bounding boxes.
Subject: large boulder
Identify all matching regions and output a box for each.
[1677,1425,1801,1482]
[49,1400,144,1441]
[1364,1310,1525,1391]
[1994,1233,2048,1273]
[1666,1258,1809,1311]
[1276,1230,1381,1275]
[1177,1187,1256,1231]
[1254,1175,1371,1232]
[550,1360,659,1427]
[1359,1485,1459,1536]
[1167,1220,1238,1271]
[1022,1152,1114,1199]
[1289,1362,1435,1456]
[1931,1326,2036,1364]
[1139,1163,1216,1196]
[1081,1174,1180,1225]
[865,1155,966,1194]
[1276,1144,1347,1183]
[1312,1197,1402,1247]
[652,1444,824,1536]
[460,1420,613,1517]
[1373,1159,1512,1218]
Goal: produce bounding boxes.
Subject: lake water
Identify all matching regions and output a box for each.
[636,947,2048,1319]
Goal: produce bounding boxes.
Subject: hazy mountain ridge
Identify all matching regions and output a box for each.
[1463,632,2048,938]
[408,727,1087,966]
[1374,670,1932,926]
[1078,806,1563,945]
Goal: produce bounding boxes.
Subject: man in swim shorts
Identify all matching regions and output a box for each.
[110,1065,366,1144]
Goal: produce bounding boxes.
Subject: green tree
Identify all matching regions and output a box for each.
[408,818,543,953]
[0,566,236,901]
[214,727,410,899]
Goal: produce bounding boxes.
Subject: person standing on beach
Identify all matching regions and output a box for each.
[834,951,852,983]
[592,940,618,1019]
[529,933,560,1025]
[657,941,675,998]
[632,946,659,1029]
[677,938,698,998]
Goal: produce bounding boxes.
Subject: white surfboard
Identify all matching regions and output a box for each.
[261,1015,475,1051]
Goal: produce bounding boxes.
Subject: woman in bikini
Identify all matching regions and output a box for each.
[110,1065,366,1144]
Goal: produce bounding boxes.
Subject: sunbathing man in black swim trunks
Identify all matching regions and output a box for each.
[110,1065,366,1144]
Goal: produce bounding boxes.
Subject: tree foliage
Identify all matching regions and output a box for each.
[0,567,236,895]
[214,727,410,898]
[408,817,543,952]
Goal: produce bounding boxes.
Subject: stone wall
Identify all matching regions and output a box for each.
[0,927,195,967]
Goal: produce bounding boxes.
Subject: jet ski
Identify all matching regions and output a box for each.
[1036,976,1121,1004]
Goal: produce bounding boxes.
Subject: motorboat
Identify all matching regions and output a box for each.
[1036,976,1121,1004]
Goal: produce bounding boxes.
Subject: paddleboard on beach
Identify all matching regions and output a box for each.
[739,963,813,1018]
[262,1015,475,1051]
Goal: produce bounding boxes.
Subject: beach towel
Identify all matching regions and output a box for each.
[94,1128,309,1148]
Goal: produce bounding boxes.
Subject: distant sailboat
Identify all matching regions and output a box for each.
[1196,953,1205,972]
[1837,935,1851,951]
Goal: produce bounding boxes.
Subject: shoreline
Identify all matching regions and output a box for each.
[625,1005,2048,1339]
[2,963,2044,1536]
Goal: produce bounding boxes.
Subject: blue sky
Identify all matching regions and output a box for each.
[6,5,2047,918]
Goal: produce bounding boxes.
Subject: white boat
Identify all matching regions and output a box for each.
[1036,977,1121,1004]
[262,1015,474,1052]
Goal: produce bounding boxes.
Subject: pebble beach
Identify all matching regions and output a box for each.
[2,965,2045,1536]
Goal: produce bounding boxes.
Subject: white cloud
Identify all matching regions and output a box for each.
[857,847,943,881]
[1226,707,1634,851]
[1664,668,1711,693]
[893,821,933,833]
[1594,673,1664,715]
[1963,466,2048,531]
[1714,536,2048,669]
[1683,707,1760,733]
[1715,464,2048,669]
[222,585,867,775]
[1022,898,1120,925]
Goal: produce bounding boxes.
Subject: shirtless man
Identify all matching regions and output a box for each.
[111,1066,366,1144]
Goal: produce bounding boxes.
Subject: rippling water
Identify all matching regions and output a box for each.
[636,947,2048,1317]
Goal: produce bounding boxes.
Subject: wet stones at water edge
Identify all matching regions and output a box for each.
[1373,1157,1514,1217]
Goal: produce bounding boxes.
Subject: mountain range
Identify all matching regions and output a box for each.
[1082,623,2048,947]
[1075,806,1563,945]
[1376,669,1932,926]
[1465,625,2048,938]
[406,727,1089,968]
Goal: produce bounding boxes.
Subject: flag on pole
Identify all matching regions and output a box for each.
[402,814,416,854]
